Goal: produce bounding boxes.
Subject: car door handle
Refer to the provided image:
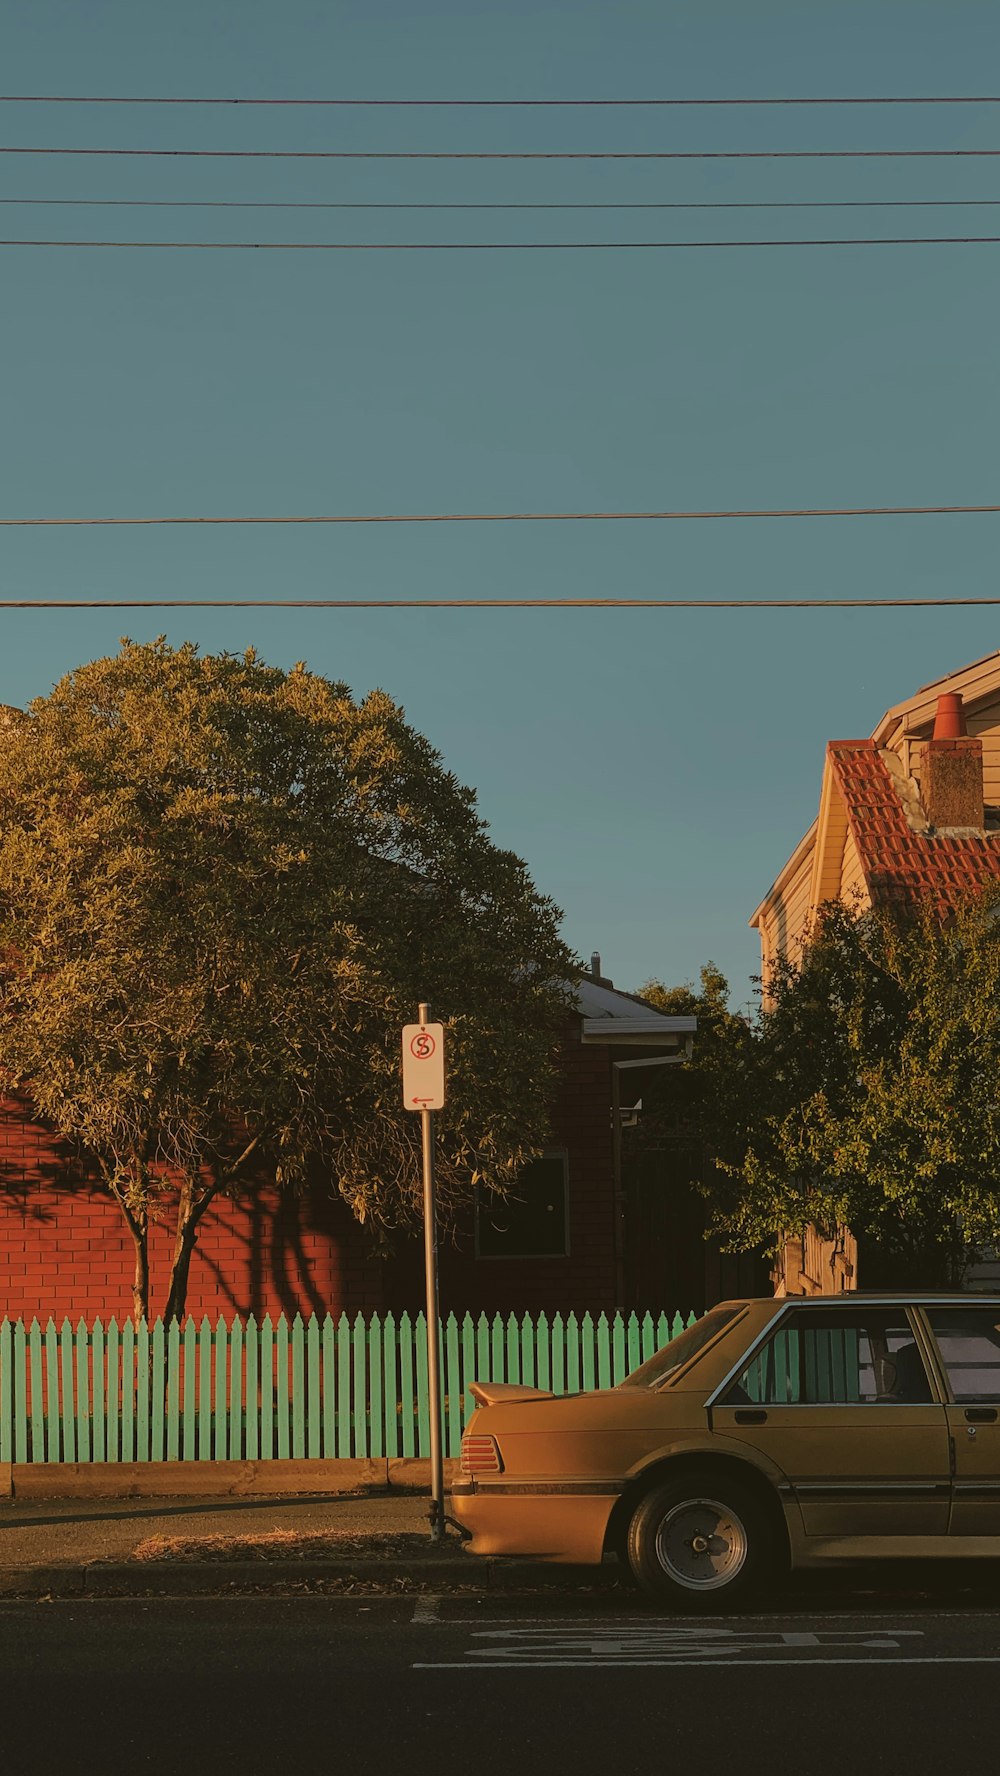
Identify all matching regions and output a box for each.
[734,1409,768,1426]
[964,1407,998,1423]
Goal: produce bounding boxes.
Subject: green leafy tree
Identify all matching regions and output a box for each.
[0,640,576,1323]
[701,894,1000,1286]
[635,964,758,1177]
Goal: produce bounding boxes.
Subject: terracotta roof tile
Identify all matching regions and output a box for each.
[827,742,1000,911]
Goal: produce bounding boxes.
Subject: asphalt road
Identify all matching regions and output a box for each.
[5,1587,1000,1776]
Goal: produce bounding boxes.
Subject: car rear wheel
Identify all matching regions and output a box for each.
[626,1473,773,1610]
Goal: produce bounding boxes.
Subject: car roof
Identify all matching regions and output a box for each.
[716,1293,1000,1309]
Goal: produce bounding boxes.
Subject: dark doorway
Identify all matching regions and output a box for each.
[623,1137,770,1315]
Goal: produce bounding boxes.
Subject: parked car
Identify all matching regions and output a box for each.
[452,1292,1000,1607]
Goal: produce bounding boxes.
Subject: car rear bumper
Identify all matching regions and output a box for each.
[449,1482,618,1564]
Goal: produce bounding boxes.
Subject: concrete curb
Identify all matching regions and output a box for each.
[4,1458,459,1500]
[0,1555,623,1599]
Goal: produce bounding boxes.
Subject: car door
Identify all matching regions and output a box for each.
[710,1305,951,1539]
[922,1305,1000,1538]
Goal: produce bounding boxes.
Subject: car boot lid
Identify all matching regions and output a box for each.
[468,1381,556,1406]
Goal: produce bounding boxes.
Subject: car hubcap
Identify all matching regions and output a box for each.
[654,1497,748,1591]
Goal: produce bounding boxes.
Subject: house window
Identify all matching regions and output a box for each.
[476,1153,569,1259]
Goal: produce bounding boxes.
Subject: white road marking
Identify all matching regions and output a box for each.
[466,1626,924,1659]
[413,1622,966,1669]
[414,1657,1000,1669]
[411,1594,441,1626]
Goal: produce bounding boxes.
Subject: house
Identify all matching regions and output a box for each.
[383,953,701,1316]
[0,952,702,1324]
[751,650,1000,1293]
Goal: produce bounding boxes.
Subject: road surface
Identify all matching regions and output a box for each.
[5,1583,1000,1775]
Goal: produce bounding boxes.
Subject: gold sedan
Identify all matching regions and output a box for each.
[451,1293,1000,1608]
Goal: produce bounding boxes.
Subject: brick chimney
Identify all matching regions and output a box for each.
[920,693,984,829]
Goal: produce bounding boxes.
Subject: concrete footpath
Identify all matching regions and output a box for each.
[0,1487,623,1599]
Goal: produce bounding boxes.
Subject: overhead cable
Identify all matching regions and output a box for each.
[3,235,999,249]
[2,93,1000,108]
[3,504,998,527]
[1,597,1000,609]
[2,197,999,212]
[3,145,1000,160]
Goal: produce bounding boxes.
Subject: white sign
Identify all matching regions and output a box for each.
[402,1021,446,1111]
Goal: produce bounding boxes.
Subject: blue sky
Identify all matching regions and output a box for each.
[2,2,999,1008]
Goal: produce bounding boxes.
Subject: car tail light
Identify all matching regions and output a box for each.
[461,1432,503,1476]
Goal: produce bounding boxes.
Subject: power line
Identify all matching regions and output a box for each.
[1,597,999,609]
[2,197,998,212]
[4,145,1000,160]
[3,504,998,527]
[2,93,1000,108]
[3,235,1000,250]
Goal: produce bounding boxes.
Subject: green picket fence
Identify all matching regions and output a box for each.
[0,1308,696,1465]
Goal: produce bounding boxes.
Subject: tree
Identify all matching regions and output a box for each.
[635,964,758,1178]
[0,639,576,1322]
[700,893,1000,1286]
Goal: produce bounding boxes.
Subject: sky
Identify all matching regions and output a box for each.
[2,1,999,1010]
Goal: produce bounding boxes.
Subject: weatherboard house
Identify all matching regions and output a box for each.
[0,956,709,1324]
[751,650,1000,1294]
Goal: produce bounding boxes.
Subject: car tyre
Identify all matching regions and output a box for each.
[626,1472,773,1611]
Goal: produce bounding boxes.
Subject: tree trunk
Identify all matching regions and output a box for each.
[129,1219,149,1328]
[105,1179,149,1327]
[163,1178,214,1325]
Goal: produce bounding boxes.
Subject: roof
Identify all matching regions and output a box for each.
[720,1293,1000,1307]
[574,974,697,1048]
[828,739,1000,912]
[752,652,1000,932]
[872,649,1000,748]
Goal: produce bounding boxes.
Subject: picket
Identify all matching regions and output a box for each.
[275,1317,290,1460]
[381,1313,397,1460]
[260,1316,274,1462]
[414,1312,429,1457]
[214,1319,228,1461]
[166,1321,180,1462]
[75,1320,90,1463]
[352,1313,367,1460]
[0,1305,698,1464]
[244,1317,259,1462]
[290,1317,305,1461]
[399,1313,415,1459]
[444,1314,461,1457]
[198,1317,213,1461]
[28,1321,44,1462]
[107,1321,120,1465]
[307,1316,321,1461]
[335,1314,351,1460]
[230,1318,244,1462]
[136,1320,149,1461]
[0,1319,12,1464]
[13,1320,27,1464]
[321,1316,336,1459]
[150,1321,165,1461]
[92,1321,106,1463]
[45,1320,60,1462]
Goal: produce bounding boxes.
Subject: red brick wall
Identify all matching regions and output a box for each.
[0,1029,619,1323]
[0,1097,385,1324]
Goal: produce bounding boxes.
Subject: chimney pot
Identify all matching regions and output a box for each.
[590,951,601,979]
[933,692,966,739]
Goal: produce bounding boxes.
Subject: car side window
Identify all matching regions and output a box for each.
[722,1310,933,1406]
[926,1309,1000,1403]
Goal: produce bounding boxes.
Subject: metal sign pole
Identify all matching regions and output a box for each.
[418,1001,446,1544]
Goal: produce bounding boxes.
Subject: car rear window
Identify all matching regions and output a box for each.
[618,1306,744,1390]
[926,1308,1000,1403]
